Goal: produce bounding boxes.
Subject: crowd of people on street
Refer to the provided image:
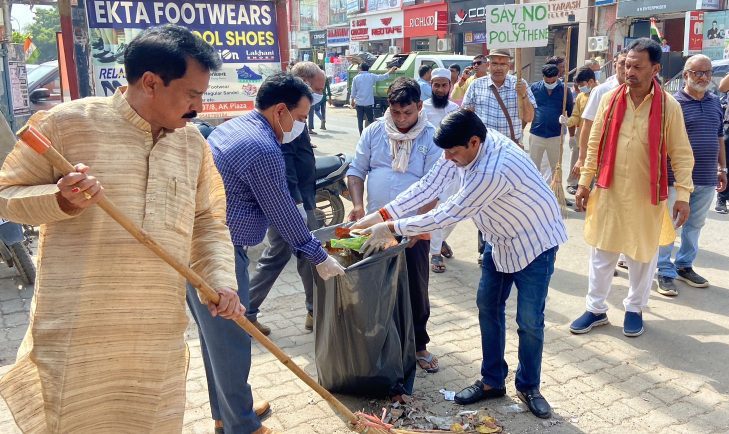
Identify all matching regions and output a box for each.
[0,23,726,433]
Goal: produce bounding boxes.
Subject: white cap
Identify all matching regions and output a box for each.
[430,67,451,82]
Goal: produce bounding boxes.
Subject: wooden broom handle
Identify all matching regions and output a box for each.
[561,26,573,116]
[16,124,359,425]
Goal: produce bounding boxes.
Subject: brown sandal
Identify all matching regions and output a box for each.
[431,255,446,273]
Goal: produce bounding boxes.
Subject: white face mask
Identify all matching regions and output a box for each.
[312,92,323,105]
[579,85,591,94]
[544,80,559,90]
[279,108,306,143]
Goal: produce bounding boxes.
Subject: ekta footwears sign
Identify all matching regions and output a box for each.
[86,0,282,118]
[485,3,549,49]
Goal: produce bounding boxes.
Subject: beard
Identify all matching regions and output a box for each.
[431,92,450,108]
[687,80,709,93]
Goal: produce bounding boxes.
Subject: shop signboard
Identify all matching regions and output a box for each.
[464,31,488,44]
[448,0,511,33]
[618,0,704,18]
[350,10,404,41]
[86,0,281,118]
[702,10,728,60]
[311,30,327,47]
[404,3,448,38]
[685,11,704,56]
[327,27,350,46]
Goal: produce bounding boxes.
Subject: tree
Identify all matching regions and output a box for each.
[23,7,60,64]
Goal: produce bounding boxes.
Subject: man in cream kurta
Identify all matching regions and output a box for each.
[570,38,694,338]
[0,26,240,432]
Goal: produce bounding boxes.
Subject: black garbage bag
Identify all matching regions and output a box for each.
[311,225,416,397]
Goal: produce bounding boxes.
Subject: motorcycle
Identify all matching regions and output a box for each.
[314,153,352,227]
[0,219,36,285]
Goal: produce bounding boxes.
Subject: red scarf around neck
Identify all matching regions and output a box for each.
[595,77,667,205]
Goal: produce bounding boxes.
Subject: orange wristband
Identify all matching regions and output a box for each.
[379,207,392,221]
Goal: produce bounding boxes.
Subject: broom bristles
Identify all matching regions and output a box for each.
[550,164,567,217]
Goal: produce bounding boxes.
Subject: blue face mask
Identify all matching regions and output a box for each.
[579,85,591,94]
[594,71,602,81]
[544,80,559,90]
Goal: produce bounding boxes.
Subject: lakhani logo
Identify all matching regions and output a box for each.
[454,9,466,25]
[381,17,392,25]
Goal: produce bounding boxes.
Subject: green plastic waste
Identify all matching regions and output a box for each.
[329,236,368,252]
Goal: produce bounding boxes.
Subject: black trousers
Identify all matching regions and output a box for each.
[478,231,485,254]
[405,239,431,352]
[356,105,374,135]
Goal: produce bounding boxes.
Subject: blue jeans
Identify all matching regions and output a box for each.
[477,245,557,392]
[657,186,715,279]
[186,246,260,433]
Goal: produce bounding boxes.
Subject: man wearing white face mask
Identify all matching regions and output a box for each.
[208,74,345,332]
[564,66,598,194]
[244,62,329,336]
[528,63,574,174]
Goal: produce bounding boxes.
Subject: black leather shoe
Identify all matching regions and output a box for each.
[454,380,506,405]
[517,388,552,419]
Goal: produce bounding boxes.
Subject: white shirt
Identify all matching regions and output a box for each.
[384,129,567,273]
[422,99,459,128]
[581,74,619,121]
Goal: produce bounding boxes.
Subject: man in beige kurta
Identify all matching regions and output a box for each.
[0,25,240,432]
[570,38,694,337]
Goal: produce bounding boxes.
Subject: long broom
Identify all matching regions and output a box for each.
[551,26,573,216]
[17,124,437,434]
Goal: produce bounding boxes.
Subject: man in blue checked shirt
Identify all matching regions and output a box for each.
[205,73,345,434]
[353,109,566,420]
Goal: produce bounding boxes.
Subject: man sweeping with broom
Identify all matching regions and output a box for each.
[0,25,246,432]
[352,109,567,419]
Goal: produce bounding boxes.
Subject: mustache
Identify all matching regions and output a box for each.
[182,111,198,119]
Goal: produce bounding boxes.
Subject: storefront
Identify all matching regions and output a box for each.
[349,9,404,55]
[326,26,351,83]
[447,0,505,56]
[403,1,448,53]
[310,30,327,66]
[618,0,723,78]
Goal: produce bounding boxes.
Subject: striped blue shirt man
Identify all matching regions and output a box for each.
[384,128,567,273]
[362,109,566,412]
[208,110,327,264]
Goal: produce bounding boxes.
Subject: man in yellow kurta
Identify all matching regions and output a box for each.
[0,25,243,432]
[564,66,598,194]
[570,38,694,338]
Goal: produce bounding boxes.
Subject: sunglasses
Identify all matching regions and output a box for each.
[687,69,712,78]
[472,61,484,66]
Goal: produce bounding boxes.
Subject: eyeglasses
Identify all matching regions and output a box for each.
[472,61,483,66]
[687,69,712,78]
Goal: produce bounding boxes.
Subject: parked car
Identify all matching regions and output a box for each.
[27,61,61,113]
[330,81,348,107]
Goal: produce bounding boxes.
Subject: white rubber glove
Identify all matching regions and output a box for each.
[361,222,398,257]
[315,255,346,280]
[351,211,384,230]
[558,114,568,125]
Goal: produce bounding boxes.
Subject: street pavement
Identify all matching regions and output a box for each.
[1,106,728,433]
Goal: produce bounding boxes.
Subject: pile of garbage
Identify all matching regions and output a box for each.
[362,399,503,433]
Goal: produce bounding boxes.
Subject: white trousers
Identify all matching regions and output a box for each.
[586,248,658,314]
[529,134,562,177]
